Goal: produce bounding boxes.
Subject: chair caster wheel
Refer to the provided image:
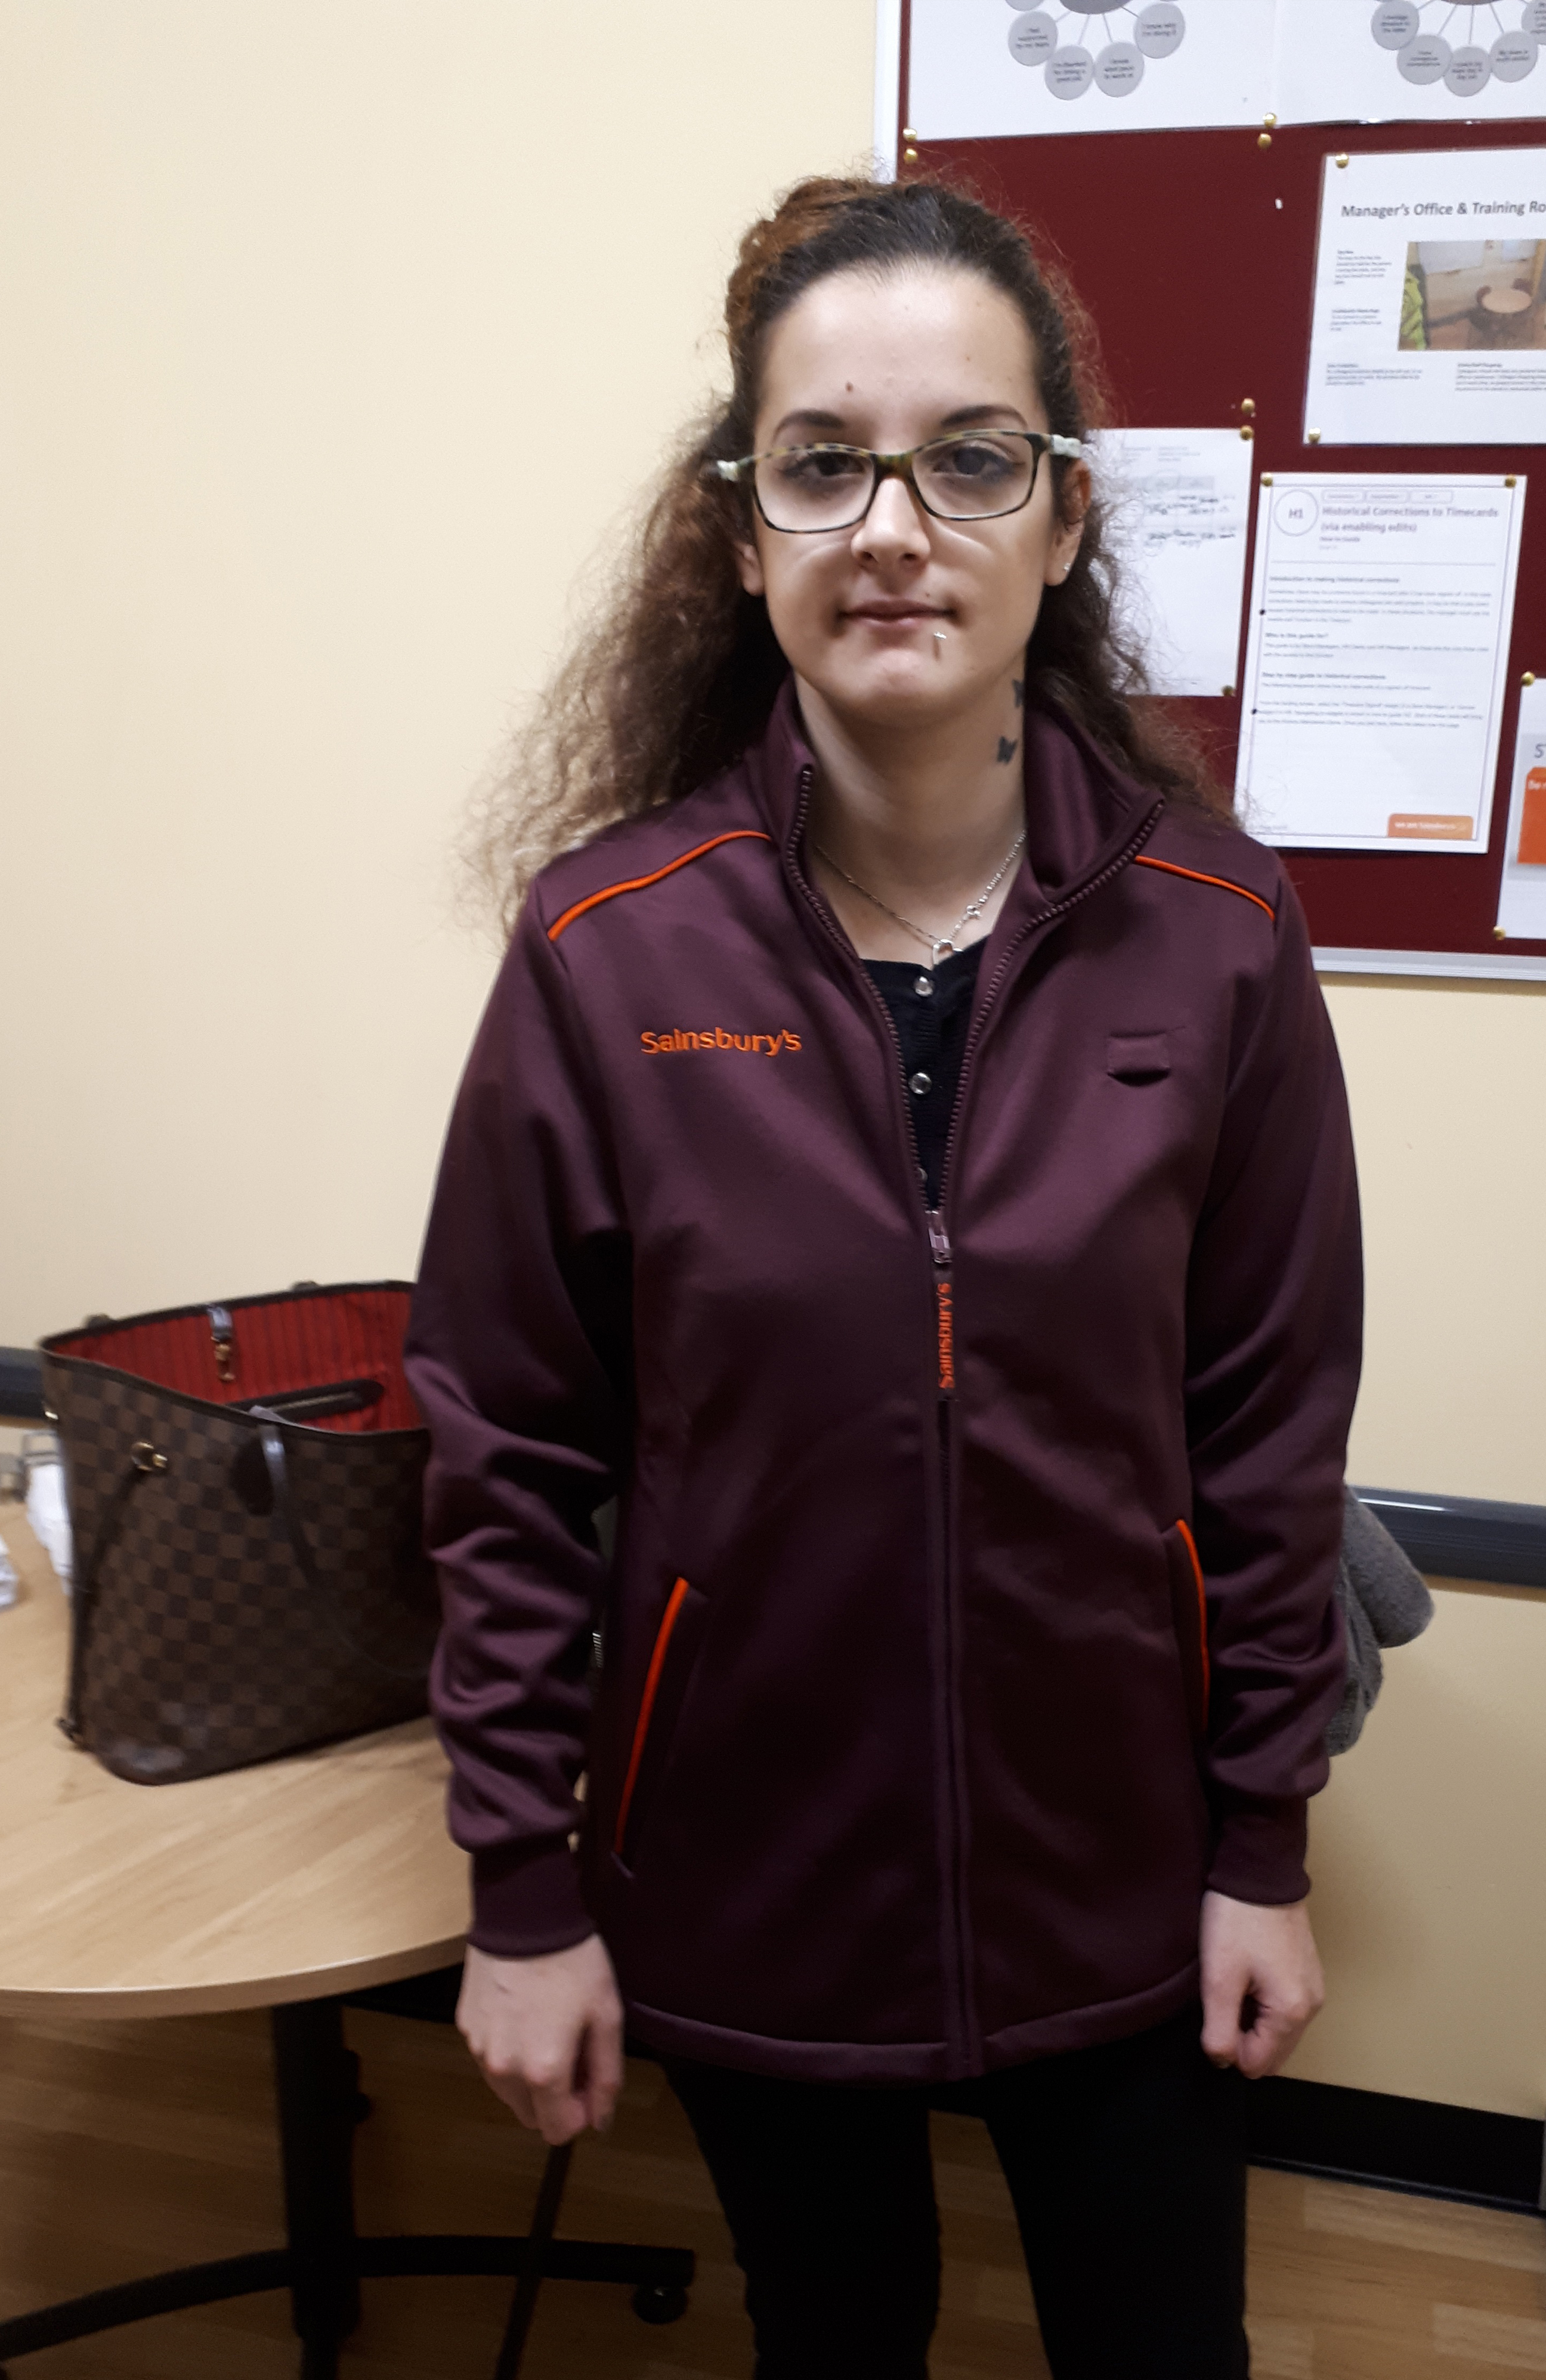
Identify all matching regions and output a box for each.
[632,2283,689,2325]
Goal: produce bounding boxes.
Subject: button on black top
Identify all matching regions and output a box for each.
[864,941,986,1208]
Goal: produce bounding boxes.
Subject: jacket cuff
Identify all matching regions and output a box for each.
[1206,1797,1310,1906]
[469,1839,594,1958]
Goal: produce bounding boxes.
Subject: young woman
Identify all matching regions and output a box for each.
[406,175,1361,2378]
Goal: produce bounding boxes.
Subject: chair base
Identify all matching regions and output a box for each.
[0,1997,694,2379]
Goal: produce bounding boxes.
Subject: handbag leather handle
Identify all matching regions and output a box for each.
[255,1418,432,1683]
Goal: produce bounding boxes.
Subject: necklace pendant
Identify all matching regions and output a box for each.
[930,937,957,967]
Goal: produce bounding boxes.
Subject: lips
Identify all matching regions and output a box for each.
[844,604,949,623]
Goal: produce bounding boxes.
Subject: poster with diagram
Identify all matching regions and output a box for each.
[908,1,1274,137]
[910,1,1546,136]
[1275,2,1546,127]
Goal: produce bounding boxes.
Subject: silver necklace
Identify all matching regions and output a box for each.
[813,826,1027,968]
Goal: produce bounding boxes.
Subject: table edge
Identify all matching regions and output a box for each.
[0,1932,467,2020]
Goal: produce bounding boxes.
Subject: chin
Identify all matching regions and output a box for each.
[810,653,961,728]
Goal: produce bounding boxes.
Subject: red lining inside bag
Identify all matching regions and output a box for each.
[49,1286,421,1433]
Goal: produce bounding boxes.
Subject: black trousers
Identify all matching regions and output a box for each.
[665,2006,1249,2380]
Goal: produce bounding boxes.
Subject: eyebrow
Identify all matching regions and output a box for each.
[768,400,1032,444]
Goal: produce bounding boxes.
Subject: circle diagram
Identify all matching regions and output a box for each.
[1007,2,1186,100]
[1370,2,1541,92]
[1273,488,1320,537]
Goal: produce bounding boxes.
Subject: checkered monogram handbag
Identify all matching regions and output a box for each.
[39,1282,440,1783]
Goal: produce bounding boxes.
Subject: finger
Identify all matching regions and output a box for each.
[1239,2002,1313,2081]
[530,2078,589,2146]
[1199,1976,1248,2069]
[582,2009,626,2134]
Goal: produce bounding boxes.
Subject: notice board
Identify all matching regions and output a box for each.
[895,23,1546,977]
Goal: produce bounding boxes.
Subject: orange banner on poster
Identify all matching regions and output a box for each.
[1387,815,1475,842]
[1519,770,1546,867]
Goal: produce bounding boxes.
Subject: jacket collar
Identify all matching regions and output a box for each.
[741,672,1162,927]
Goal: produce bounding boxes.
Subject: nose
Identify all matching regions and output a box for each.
[851,468,930,566]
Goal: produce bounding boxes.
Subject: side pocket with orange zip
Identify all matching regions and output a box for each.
[613,1575,709,1871]
[1161,1519,1210,1739]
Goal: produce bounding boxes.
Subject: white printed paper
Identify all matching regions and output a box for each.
[1235,473,1525,851]
[1275,1,1546,128]
[1089,428,1254,697]
[1305,150,1546,447]
[908,0,1273,138]
[1495,675,1546,939]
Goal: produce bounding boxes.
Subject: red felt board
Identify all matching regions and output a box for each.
[902,63,1546,965]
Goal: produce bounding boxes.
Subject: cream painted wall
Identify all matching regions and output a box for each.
[0,0,875,1348]
[1290,1581,1546,2119]
[1291,977,1546,2117]
[4,1,1544,2119]
[1328,977,1546,1510]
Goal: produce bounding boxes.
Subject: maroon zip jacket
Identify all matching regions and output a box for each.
[406,681,1361,2084]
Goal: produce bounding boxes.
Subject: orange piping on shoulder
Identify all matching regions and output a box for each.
[548,832,774,943]
[1134,854,1276,923]
[1174,1517,1211,1717]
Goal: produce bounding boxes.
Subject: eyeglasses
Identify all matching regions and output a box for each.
[714,429,1083,534]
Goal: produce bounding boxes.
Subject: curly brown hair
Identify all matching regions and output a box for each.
[471,172,1230,933]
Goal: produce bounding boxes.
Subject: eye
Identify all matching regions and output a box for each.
[772,445,868,485]
[930,437,1019,483]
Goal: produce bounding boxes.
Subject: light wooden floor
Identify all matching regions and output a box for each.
[2,2005,1544,2378]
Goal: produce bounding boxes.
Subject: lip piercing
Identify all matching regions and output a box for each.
[933,631,947,655]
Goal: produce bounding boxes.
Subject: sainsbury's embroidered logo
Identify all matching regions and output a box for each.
[641,1027,803,1057]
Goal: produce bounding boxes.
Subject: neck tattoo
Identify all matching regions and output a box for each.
[812,825,1027,969]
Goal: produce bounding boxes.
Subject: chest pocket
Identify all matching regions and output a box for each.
[1106,1030,1172,1085]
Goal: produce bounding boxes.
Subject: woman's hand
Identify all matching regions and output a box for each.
[1199,1889,1325,2080]
[456,1934,626,2144]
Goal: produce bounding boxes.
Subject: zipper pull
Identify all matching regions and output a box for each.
[927,1212,955,1398]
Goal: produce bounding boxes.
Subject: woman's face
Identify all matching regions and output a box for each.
[735,264,1087,732]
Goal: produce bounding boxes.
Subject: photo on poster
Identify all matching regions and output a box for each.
[1399,240,1546,354]
[907,0,1273,139]
[1495,675,1546,940]
[1235,473,1525,853]
[1087,428,1253,697]
[1274,0,1546,128]
[1304,150,1546,446]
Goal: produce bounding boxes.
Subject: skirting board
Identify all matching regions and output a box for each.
[1246,2075,1545,2215]
[1315,946,1546,981]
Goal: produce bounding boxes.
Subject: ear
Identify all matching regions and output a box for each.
[734,534,766,597]
[1046,456,1091,587]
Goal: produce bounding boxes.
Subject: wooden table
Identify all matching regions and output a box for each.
[0,1510,467,2020]
[0,1507,691,2375]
